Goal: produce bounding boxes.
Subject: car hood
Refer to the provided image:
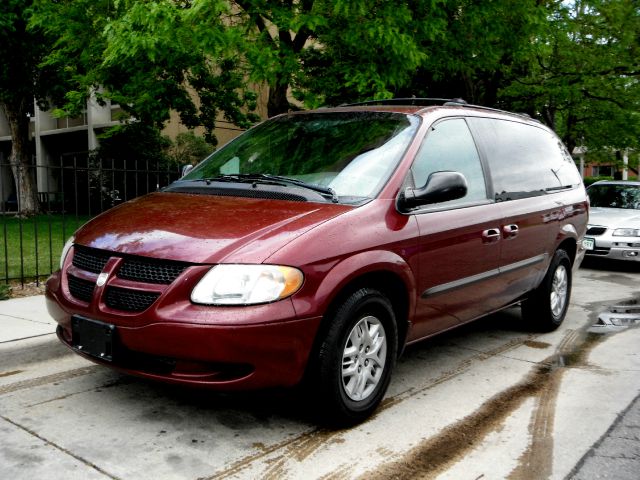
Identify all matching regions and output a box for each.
[589,207,640,228]
[74,192,352,264]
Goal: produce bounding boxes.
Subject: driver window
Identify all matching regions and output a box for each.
[412,119,487,205]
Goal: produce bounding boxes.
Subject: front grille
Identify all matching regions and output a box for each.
[105,287,160,312]
[69,246,190,310]
[72,246,189,284]
[73,246,110,273]
[586,226,607,236]
[118,257,188,284]
[67,274,95,302]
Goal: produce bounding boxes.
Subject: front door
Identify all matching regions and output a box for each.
[406,118,504,341]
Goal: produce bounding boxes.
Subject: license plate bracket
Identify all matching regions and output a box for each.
[71,316,116,362]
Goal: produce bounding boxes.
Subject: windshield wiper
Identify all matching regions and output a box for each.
[195,174,285,187]
[248,174,339,203]
[196,174,339,203]
[545,185,574,192]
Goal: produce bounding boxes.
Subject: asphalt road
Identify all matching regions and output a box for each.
[1,260,639,480]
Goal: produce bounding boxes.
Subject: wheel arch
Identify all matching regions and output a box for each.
[323,270,412,354]
[306,252,416,366]
[557,236,578,266]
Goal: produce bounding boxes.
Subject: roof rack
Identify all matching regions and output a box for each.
[343,97,540,122]
[343,98,467,107]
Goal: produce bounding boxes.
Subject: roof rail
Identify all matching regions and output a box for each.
[343,97,540,121]
[343,98,461,107]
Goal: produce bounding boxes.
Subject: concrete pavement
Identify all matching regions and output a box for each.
[0,270,640,480]
[568,390,640,479]
[0,295,55,343]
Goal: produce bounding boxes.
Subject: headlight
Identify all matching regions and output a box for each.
[191,264,304,305]
[59,236,75,269]
[613,228,640,237]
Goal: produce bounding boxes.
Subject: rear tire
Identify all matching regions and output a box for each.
[314,288,398,426]
[522,249,572,332]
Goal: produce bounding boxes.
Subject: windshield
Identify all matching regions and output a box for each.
[588,184,640,209]
[182,112,420,202]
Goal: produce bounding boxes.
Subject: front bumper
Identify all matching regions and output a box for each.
[46,271,322,390]
[584,236,640,262]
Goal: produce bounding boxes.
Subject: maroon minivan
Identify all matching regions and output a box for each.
[46,99,588,424]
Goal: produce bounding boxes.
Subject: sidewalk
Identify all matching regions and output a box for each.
[1,293,639,479]
[0,295,55,343]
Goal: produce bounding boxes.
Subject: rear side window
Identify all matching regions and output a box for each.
[411,118,488,206]
[468,118,582,201]
[588,183,640,209]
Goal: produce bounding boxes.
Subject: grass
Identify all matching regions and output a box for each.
[0,214,91,283]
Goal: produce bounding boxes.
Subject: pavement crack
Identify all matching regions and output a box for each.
[0,414,122,480]
[0,332,55,344]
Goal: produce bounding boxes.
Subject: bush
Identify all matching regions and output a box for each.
[165,131,214,169]
[583,176,613,186]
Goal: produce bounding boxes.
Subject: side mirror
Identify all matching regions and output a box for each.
[400,171,468,210]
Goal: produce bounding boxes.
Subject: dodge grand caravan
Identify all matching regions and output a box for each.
[46,99,589,424]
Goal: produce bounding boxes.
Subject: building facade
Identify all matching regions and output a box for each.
[0,94,258,211]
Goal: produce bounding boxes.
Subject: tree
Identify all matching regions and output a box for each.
[500,0,640,153]
[0,0,67,215]
[34,0,440,129]
[419,0,546,105]
[229,0,439,114]
[296,0,447,107]
[32,0,259,147]
[165,131,214,167]
[33,0,640,162]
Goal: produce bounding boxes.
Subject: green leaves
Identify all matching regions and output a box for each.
[13,0,640,162]
[500,0,640,153]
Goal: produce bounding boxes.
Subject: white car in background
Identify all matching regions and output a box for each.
[584,180,640,261]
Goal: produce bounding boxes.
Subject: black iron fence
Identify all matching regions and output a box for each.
[1,153,181,287]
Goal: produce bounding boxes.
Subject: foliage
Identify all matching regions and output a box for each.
[0,284,10,300]
[0,0,70,214]
[237,0,443,110]
[31,0,259,146]
[583,176,614,186]
[33,0,440,121]
[499,0,640,152]
[94,123,173,166]
[165,131,215,167]
[395,0,548,106]
[25,0,640,157]
[0,0,67,110]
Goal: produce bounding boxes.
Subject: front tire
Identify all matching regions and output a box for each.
[522,249,572,332]
[315,288,398,426]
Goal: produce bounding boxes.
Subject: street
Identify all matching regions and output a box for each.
[1,262,639,480]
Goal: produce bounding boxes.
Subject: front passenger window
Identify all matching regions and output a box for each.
[411,119,487,205]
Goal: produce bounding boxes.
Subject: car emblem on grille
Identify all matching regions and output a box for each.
[96,272,109,287]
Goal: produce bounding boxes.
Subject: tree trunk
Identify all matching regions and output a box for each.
[2,100,40,216]
[267,81,291,118]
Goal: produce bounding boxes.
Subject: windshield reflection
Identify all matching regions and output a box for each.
[182,112,420,202]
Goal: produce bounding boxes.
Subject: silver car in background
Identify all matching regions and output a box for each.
[584,180,640,261]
